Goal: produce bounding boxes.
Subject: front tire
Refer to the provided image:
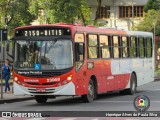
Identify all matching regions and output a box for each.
[35,95,48,103]
[82,79,95,103]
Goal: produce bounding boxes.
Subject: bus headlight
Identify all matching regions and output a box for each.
[67,75,72,81]
[14,77,18,81]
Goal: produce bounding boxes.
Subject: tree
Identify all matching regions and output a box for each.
[0,0,35,36]
[29,0,91,25]
[0,0,92,37]
[95,0,102,21]
[134,9,160,35]
[144,0,160,12]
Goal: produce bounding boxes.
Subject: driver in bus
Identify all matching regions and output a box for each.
[28,42,40,64]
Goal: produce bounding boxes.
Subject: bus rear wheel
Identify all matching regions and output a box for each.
[82,79,95,103]
[120,73,137,95]
[35,95,48,103]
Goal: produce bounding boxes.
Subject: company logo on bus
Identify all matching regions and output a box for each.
[24,79,39,83]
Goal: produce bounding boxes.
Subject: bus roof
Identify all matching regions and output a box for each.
[15,24,153,37]
[126,31,153,37]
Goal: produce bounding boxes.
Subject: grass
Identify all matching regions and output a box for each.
[155,69,160,74]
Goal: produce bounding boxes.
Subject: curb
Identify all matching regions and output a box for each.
[154,78,160,81]
[0,97,34,104]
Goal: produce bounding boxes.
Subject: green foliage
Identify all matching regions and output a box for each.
[134,10,160,35]
[0,0,35,37]
[29,0,91,25]
[144,0,160,12]
[0,0,91,38]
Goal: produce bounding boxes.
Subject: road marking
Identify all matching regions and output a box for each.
[58,118,77,120]
[95,101,132,103]
[91,119,99,120]
[95,101,160,103]
[26,118,46,120]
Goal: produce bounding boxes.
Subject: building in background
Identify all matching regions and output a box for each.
[88,0,148,30]
[31,0,148,30]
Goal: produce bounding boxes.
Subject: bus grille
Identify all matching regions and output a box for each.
[26,82,57,86]
[28,88,55,94]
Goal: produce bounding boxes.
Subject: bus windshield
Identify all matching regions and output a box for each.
[14,39,73,70]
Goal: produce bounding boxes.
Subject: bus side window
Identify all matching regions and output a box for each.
[88,34,98,59]
[75,43,84,61]
[75,33,85,70]
[139,37,145,58]
[113,36,120,58]
[122,36,129,58]
[130,36,137,58]
[99,35,110,58]
[146,38,152,58]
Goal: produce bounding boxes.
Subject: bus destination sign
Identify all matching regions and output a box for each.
[15,27,71,37]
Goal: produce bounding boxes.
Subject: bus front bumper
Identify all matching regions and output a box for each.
[13,82,75,96]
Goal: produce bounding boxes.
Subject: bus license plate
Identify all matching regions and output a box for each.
[36,88,46,92]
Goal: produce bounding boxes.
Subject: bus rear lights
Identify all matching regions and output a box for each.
[14,77,18,81]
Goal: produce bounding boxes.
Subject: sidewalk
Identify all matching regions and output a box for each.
[0,85,34,104]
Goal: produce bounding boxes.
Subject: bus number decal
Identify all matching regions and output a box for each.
[47,78,60,83]
[24,29,63,36]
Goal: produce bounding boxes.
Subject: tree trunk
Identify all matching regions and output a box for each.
[95,0,102,21]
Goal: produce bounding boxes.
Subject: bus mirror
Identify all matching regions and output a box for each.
[79,44,84,54]
[75,43,83,55]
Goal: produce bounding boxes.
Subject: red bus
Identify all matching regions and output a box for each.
[12,23,154,103]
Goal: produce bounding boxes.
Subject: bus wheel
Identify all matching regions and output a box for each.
[82,79,95,103]
[35,95,48,103]
[126,73,137,95]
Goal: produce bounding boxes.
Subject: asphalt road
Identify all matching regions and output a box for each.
[0,81,160,111]
[0,81,160,119]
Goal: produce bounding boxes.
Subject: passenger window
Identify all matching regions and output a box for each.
[122,36,129,58]
[88,34,98,59]
[139,37,145,58]
[113,36,119,58]
[146,38,152,57]
[75,33,85,70]
[100,35,111,58]
[130,37,137,58]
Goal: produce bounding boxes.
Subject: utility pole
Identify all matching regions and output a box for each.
[132,0,134,29]
[113,0,116,28]
[0,29,3,99]
[0,17,8,99]
[153,22,156,71]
